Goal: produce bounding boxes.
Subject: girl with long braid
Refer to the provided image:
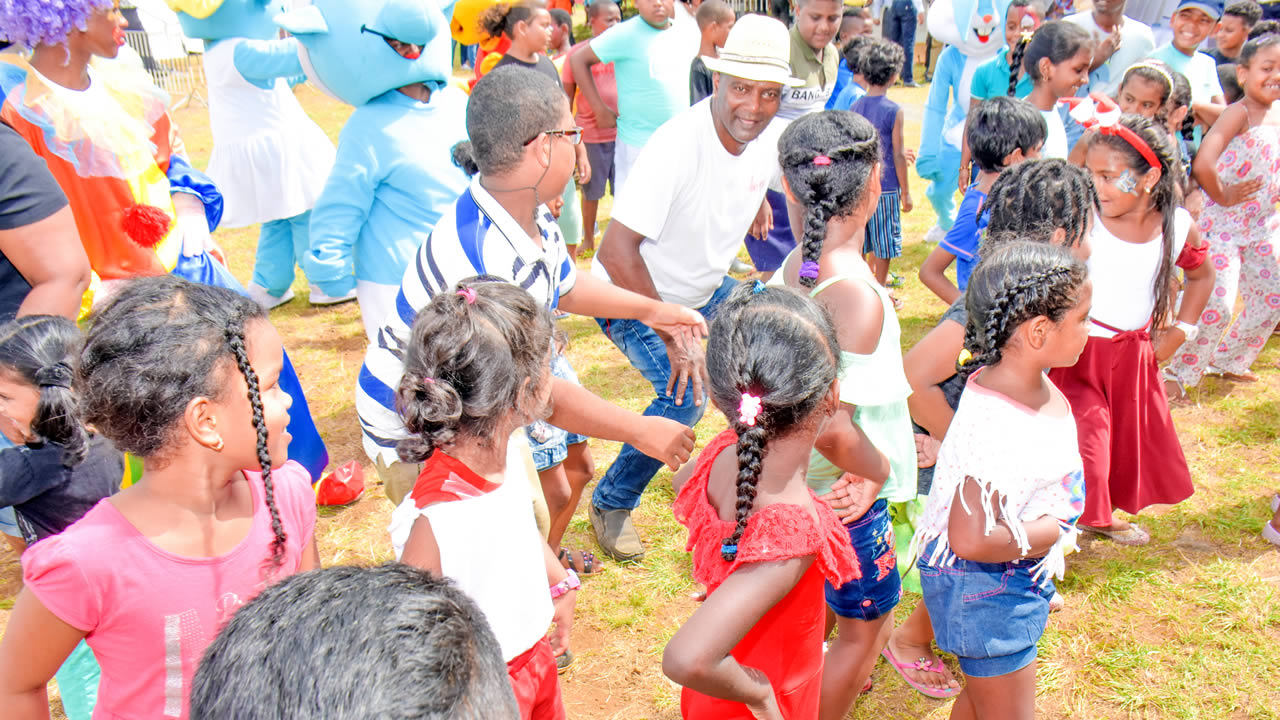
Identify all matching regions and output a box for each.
[771,110,913,720]
[664,281,858,720]
[0,276,318,718]
[1052,112,1214,545]
[912,241,1092,720]
[890,157,1097,700]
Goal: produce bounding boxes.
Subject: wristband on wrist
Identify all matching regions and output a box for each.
[1174,320,1199,343]
[550,569,581,599]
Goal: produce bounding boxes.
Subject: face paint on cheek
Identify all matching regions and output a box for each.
[1116,169,1139,194]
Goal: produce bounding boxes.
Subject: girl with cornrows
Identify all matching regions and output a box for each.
[892,157,1097,700]
[663,280,859,720]
[0,276,319,718]
[1055,112,1214,545]
[913,241,1093,720]
[771,110,912,720]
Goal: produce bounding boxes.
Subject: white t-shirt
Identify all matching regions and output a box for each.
[592,99,784,308]
[1042,107,1069,160]
[388,439,553,663]
[1065,12,1156,97]
[912,370,1085,584]
[1087,208,1191,337]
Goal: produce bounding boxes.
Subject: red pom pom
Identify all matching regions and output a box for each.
[120,204,172,249]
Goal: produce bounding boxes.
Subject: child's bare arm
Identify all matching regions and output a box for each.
[904,316,966,438]
[400,515,444,575]
[1193,104,1262,206]
[663,557,812,715]
[568,45,614,128]
[546,378,696,470]
[918,244,961,305]
[947,478,1062,563]
[893,108,911,211]
[0,589,85,719]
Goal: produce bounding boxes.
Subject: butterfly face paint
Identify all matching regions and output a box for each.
[1116,168,1139,194]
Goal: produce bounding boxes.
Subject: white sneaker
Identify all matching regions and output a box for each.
[1263,520,1280,548]
[246,283,295,310]
[309,287,358,306]
[1270,493,1279,513]
[924,225,946,245]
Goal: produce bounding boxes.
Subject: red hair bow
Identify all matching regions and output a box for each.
[1061,92,1161,169]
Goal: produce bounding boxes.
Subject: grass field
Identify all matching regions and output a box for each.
[2,74,1279,719]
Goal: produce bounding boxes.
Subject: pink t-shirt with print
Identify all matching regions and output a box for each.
[21,460,316,719]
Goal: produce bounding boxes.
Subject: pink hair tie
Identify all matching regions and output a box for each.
[457,287,477,304]
[738,393,763,427]
[813,155,832,166]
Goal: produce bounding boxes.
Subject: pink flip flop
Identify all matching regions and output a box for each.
[881,646,961,699]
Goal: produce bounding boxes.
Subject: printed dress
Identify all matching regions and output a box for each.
[674,430,859,719]
[1170,125,1280,386]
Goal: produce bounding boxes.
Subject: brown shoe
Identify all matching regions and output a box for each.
[589,503,645,562]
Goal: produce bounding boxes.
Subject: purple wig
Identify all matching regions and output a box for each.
[0,0,114,49]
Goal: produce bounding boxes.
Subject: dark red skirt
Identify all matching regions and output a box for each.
[1048,329,1194,527]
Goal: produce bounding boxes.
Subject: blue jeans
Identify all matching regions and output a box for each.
[592,275,737,511]
[886,0,917,83]
[824,499,902,620]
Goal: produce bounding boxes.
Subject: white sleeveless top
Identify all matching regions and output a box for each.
[1087,208,1190,338]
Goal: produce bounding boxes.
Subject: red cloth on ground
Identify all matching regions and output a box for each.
[507,636,565,720]
[673,430,859,719]
[1048,326,1194,528]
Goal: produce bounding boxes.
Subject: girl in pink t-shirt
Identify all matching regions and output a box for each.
[0,276,319,720]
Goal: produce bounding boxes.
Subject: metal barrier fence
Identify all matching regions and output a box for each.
[122,29,205,109]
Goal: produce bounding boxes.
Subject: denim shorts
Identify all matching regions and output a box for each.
[918,539,1055,678]
[526,353,587,472]
[825,499,902,620]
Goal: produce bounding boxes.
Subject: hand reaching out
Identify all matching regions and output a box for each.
[818,473,880,525]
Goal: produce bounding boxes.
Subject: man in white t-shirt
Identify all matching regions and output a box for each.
[1066,0,1156,96]
[586,14,800,561]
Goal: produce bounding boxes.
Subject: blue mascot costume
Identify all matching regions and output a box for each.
[274,0,471,341]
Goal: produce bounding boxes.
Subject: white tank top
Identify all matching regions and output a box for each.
[1087,208,1190,338]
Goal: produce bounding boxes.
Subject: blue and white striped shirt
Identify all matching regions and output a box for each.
[356,177,577,465]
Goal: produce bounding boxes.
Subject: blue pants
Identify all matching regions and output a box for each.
[251,210,312,298]
[592,276,737,511]
[886,0,917,83]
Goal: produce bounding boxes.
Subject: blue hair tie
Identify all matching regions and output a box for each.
[751,280,766,294]
[721,543,738,555]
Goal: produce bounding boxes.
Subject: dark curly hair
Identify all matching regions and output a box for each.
[857,38,905,87]
[79,276,288,565]
[841,34,875,75]
[396,277,554,463]
[479,0,545,40]
[0,315,87,466]
[706,281,841,562]
[984,158,1098,250]
[778,110,880,289]
[967,96,1048,173]
[961,241,1089,377]
[1086,113,1183,329]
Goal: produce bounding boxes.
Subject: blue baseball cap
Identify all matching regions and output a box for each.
[1176,0,1223,20]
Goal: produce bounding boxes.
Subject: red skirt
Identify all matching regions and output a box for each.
[1048,328,1193,527]
[508,636,565,720]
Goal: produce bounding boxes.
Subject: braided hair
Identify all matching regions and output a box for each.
[706,281,841,562]
[397,277,555,463]
[778,111,881,289]
[961,242,1089,377]
[79,276,288,565]
[984,158,1098,250]
[1005,0,1036,96]
[0,316,88,466]
[1087,114,1183,329]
